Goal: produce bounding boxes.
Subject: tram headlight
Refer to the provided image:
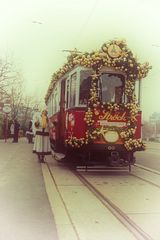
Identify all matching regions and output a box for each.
[103,130,119,143]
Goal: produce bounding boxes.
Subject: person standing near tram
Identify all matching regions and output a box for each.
[26,120,34,143]
[10,121,14,138]
[13,119,20,143]
[33,110,51,163]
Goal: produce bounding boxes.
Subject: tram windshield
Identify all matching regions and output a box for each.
[100,73,125,103]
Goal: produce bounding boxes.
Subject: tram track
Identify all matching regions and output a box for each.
[77,163,160,189]
[130,173,160,190]
[44,159,160,240]
[72,169,153,240]
[134,164,160,176]
[130,164,160,189]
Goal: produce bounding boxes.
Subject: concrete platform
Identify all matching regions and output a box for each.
[0,138,58,240]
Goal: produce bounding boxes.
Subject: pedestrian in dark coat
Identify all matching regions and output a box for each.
[26,120,34,143]
[13,119,20,143]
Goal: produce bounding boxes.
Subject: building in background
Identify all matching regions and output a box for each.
[149,112,160,141]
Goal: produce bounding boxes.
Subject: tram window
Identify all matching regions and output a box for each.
[100,73,125,103]
[79,70,92,105]
[54,91,58,113]
[69,73,77,108]
[48,98,51,117]
[115,86,123,103]
[66,79,69,109]
[51,93,54,115]
[53,94,56,114]
[52,87,59,113]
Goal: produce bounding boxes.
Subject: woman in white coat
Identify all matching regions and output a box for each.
[33,110,51,163]
[10,122,14,137]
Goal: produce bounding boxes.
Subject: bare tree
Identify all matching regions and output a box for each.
[20,96,42,130]
[10,84,23,121]
[0,56,19,96]
[0,56,24,138]
[0,56,44,138]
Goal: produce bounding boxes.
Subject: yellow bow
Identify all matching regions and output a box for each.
[41,114,47,129]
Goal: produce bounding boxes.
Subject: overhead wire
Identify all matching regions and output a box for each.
[74,0,98,49]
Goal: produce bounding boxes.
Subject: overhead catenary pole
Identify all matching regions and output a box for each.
[4,113,8,143]
[3,105,11,142]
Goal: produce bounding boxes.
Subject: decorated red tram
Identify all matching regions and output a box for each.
[45,39,151,169]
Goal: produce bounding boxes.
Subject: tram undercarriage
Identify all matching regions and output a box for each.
[62,145,136,170]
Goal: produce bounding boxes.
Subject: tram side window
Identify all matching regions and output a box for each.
[100,73,125,103]
[51,93,54,115]
[55,87,60,113]
[66,79,69,109]
[54,91,58,113]
[52,95,56,114]
[79,70,92,105]
[69,73,77,108]
[48,98,51,117]
[52,88,59,114]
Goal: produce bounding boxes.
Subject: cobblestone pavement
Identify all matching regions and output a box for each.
[0,137,58,240]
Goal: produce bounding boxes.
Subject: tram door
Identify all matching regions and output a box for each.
[59,79,66,151]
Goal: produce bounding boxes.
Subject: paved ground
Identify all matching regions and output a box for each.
[136,141,160,171]
[0,137,58,240]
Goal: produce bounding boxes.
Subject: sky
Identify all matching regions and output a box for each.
[0,0,160,120]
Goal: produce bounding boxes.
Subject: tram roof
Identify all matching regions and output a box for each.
[45,39,151,103]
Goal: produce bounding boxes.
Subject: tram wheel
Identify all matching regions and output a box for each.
[65,151,77,170]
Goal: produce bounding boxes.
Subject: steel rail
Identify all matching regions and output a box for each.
[73,170,153,240]
[134,164,160,176]
[78,164,160,189]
